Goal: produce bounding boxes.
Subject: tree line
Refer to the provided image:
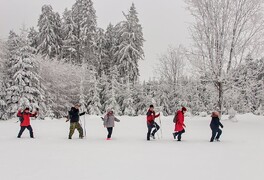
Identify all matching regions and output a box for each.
[0,0,263,120]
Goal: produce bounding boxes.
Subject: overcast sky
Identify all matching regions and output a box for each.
[0,0,192,81]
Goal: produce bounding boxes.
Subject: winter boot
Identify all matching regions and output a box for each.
[173,133,176,139]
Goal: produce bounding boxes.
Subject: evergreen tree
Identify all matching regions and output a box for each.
[99,72,110,112]
[114,3,144,83]
[5,29,44,118]
[0,40,7,119]
[133,81,151,115]
[61,8,77,63]
[104,66,121,115]
[104,23,117,76]
[37,5,63,59]
[27,27,38,50]
[122,77,135,116]
[87,67,101,115]
[72,0,97,64]
[94,28,107,76]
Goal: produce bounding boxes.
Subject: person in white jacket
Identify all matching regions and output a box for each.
[103,109,120,140]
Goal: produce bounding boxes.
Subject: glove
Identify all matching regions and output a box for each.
[221,125,224,128]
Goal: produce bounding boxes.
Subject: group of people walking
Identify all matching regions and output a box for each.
[146,105,224,142]
[16,103,224,142]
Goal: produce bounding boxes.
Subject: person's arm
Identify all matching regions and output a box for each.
[103,115,108,126]
[79,112,85,116]
[114,117,120,122]
[17,110,23,117]
[29,111,38,117]
[155,113,160,118]
[219,120,224,128]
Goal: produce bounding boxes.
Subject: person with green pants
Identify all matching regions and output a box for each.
[67,104,85,139]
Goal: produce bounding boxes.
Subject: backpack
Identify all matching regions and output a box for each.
[17,112,24,123]
[173,111,178,123]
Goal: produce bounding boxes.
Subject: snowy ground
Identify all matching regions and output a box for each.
[0,114,263,180]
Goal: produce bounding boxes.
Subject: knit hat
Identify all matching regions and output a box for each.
[107,108,113,113]
[182,107,187,111]
[75,103,81,107]
[149,105,154,108]
[211,111,219,117]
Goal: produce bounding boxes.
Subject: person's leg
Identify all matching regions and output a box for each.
[107,127,113,139]
[147,124,153,140]
[26,125,34,138]
[151,122,160,137]
[17,126,26,138]
[69,123,76,139]
[76,122,84,138]
[177,129,185,141]
[215,128,222,140]
[177,130,183,141]
[173,131,179,139]
[210,128,217,142]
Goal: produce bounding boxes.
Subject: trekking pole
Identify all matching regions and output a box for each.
[159,116,163,139]
[83,115,86,137]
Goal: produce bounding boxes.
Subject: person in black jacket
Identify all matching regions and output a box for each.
[210,111,224,142]
[67,103,85,139]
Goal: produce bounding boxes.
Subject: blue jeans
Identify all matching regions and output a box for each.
[147,122,160,140]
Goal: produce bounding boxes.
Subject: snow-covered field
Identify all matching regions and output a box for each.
[0,114,263,180]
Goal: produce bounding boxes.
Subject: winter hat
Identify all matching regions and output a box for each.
[75,103,81,107]
[107,108,113,113]
[149,105,154,108]
[211,111,219,117]
[182,107,187,111]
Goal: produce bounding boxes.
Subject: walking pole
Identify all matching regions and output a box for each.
[83,115,87,137]
[159,115,163,139]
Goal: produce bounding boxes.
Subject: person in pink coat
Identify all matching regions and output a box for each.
[173,107,187,141]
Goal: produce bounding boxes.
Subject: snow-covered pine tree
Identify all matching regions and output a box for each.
[5,28,44,118]
[133,81,152,115]
[103,65,121,115]
[87,66,101,115]
[71,0,97,64]
[230,55,264,113]
[114,3,144,83]
[104,23,117,76]
[99,72,110,112]
[61,8,77,63]
[27,27,39,51]
[37,5,63,59]
[0,40,7,119]
[156,82,171,116]
[94,28,107,76]
[122,77,135,116]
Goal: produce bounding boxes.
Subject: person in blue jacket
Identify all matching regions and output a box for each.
[210,111,224,142]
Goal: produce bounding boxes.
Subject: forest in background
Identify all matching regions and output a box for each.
[0,0,263,119]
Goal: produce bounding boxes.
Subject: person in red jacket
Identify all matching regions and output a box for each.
[173,107,187,141]
[146,105,160,141]
[17,107,38,138]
